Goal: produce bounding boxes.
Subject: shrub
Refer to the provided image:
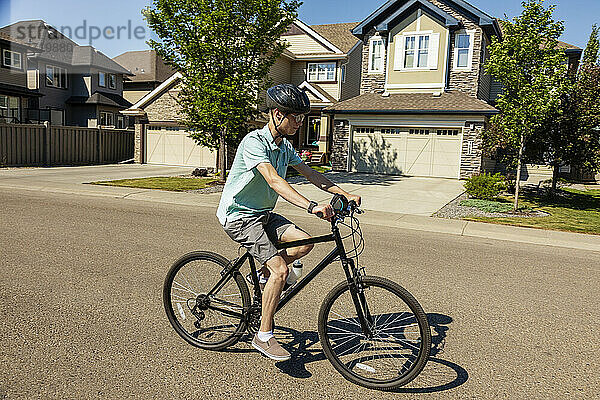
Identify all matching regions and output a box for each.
[463,173,507,200]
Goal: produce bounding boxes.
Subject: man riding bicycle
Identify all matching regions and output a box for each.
[216,84,361,361]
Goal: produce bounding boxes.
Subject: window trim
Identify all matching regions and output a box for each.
[453,30,475,71]
[394,30,439,71]
[368,36,385,74]
[45,64,68,89]
[99,71,106,88]
[2,49,22,70]
[0,94,21,122]
[307,62,337,83]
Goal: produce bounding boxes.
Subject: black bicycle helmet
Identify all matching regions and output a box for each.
[266,84,311,114]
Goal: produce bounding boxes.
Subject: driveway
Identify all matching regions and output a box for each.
[288,172,465,216]
[0,165,464,216]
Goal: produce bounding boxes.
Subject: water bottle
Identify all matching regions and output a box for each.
[286,260,303,285]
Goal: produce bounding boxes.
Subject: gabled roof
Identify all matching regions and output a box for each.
[352,0,501,39]
[323,91,498,115]
[0,30,43,51]
[123,72,182,115]
[375,0,460,33]
[113,50,175,83]
[293,20,344,54]
[1,20,78,65]
[72,46,133,75]
[298,81,335,104]
[309,23,361,54]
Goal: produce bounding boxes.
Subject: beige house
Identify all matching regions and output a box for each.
[325,0,581,179]
[122,1,582,178]
[122,20,363,168]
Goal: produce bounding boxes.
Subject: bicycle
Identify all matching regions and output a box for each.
[163,194,431,391]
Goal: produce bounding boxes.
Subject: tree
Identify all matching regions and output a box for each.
[526,27,600,190]
[484,0,568,210]
[143,0,301,182]
[582,24,599,65]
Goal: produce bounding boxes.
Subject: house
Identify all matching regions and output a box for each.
[325,0,582,179]
[0,20,134,128]
[0,31,43,123]
[122,0,582,177]
[113,50,175,105]
[122,20,363,168]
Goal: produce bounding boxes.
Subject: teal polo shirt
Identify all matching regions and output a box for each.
[216,125,302,225]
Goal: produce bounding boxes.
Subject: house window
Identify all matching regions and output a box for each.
[99,111,114,127]
[108,74,116,89]
[45,65,67,88]
[436,129,460,136]
[0,95,20,123]
[99,71,106,87]
[368,37,385,73]
[409,128,430,135]
[341,64,346,83]
[306,116,321,146]
[394,32,439,71]
[307,62,336,82]
[117,115,125,129]
[354,127,375,134]
[2,49,22,69]
[405,35,429,68]
[454,31,474,70]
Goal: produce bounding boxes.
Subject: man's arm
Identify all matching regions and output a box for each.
[256,162,334,218]
[293,162,361,205]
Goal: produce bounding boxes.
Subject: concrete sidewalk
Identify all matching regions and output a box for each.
[1,165,599,252]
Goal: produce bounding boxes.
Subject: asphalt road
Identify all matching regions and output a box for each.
[1,189,599,399]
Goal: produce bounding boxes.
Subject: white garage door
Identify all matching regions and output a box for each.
[146,126,216,168]
[351,127,462,178]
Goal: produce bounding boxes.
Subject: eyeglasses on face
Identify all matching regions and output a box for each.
[289,113,306,123]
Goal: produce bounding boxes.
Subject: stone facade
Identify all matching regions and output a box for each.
[331,119,350,171]
[144,86,183,122]
[459,122,485,178]
[428,0,486,98]
[360,29,387,95]
[134,118,143,163]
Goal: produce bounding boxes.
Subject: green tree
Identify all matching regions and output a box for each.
[143,0,301,182]
[484,0,568,210]
[582,24,599,65]
[527,27,600,190]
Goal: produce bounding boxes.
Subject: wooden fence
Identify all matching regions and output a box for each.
[0,123,134,167]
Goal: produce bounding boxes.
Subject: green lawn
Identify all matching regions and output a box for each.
[89,177,219,191]
[466,188,600,235]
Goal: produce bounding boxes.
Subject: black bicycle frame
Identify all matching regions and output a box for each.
[206,218,373,336]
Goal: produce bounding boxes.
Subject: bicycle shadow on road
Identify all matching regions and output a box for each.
[264,313,468,393]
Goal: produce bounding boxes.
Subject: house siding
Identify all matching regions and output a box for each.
[0,46,28,87]
[281,34,332,54]
[340,43,362,101]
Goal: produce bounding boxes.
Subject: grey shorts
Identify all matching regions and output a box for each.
[223,212,296,265]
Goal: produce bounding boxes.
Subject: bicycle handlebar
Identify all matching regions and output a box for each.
[314,195,362,219]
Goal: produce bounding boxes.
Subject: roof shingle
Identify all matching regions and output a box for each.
[309,22,361,54]
[324,91,498,114]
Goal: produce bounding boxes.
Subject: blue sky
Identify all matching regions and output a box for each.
[0,0,598,58]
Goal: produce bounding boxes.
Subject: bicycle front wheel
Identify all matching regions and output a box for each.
[163,251,250,350]
[318,276,431,391]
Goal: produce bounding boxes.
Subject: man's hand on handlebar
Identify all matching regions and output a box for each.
[346,194,361,207]
[312,204,334,220]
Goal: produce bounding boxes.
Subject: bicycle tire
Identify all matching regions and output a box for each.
[163,251,250,350]
[318,276,431,391]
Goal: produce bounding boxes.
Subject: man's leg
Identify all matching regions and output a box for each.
[258,225,314,279]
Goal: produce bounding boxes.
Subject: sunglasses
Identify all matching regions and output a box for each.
[289,113,306,123]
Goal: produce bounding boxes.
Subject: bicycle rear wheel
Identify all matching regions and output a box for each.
[318,276,431,391]
[163,251,250,350]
